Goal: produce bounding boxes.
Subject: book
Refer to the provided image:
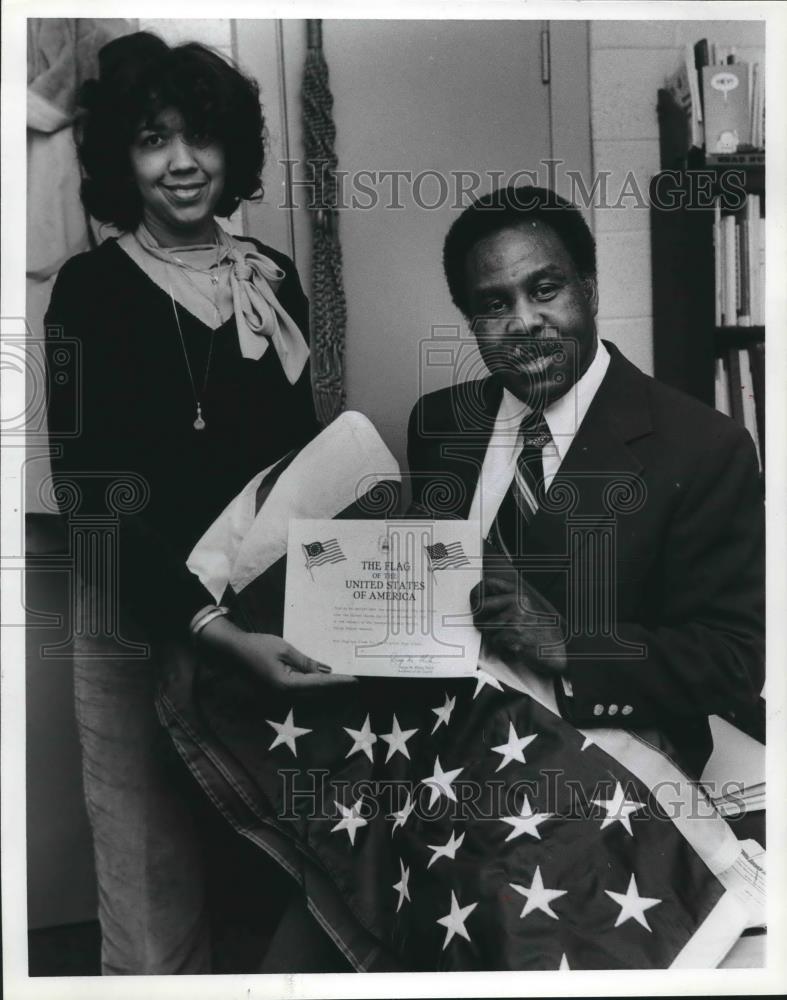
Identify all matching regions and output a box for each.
[739,348,762,469]
[744,195,762,326]
[665,49,703,149]
[734,217,743,321]
[747,342,765,472]
[722,213,737,327]
[702,62,751,153]
[693,38,710,114]
[713,198,723,326]
[714,355,731,416]
[725,346,744,425]
[755,207,765,326]
[738,212,751,326]
[747,62,765,150]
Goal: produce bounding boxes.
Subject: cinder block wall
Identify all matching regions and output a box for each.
[588,19,765,377]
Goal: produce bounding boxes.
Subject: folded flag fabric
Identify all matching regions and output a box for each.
[159,650,761,972]
[160,411,763,973]
[303,538,347,572]
[186,410,401,602]
[425,541,470,572]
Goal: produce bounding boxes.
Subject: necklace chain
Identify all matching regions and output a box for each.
[166,241,222,431]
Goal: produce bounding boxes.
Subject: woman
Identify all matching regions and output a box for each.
[44,30,349,975]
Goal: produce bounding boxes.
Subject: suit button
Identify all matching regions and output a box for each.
[608,704,619,716]
[593,704,604,717]
[621,705,633,716]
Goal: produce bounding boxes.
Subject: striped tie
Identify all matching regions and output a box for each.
[489,411,552,558]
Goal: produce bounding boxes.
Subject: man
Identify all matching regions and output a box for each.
[407,185,764,778]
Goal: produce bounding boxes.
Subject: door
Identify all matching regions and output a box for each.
[239,19,591,470]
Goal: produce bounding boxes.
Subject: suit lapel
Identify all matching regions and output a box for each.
[526,343,653,591]
[430,377,503,518]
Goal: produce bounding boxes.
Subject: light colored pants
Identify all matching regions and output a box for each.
[73,629,211,975]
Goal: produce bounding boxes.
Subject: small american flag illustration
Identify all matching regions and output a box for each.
[425,541,470,571]
[303,538,347,573]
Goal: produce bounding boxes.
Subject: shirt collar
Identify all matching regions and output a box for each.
[500,339,611,460]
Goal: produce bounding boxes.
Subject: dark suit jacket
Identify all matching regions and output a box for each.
[407,341,764,777]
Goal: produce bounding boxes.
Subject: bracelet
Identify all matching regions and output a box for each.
[190,605,230,637]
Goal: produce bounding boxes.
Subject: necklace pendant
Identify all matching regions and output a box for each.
[193,404,206,431]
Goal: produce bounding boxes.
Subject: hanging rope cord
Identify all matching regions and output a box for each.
[302,20,347,425]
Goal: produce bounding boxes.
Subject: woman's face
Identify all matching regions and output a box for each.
[129,107,226,246]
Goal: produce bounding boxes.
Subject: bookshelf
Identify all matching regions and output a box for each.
[650,160,765,473]
[650,166,767,749]
[651,41,765,837]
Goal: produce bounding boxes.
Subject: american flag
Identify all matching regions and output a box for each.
[159,650,758,972]
[302,538,347,572]
[425,541,470,572]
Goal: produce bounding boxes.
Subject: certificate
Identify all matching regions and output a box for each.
[283,519,482,677]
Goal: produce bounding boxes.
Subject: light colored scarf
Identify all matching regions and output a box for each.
[118,223,309,384]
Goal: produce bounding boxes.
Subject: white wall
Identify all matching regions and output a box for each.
[588,19,765,376]
[243,20,591,472]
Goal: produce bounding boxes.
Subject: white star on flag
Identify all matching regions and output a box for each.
[501,795,553,842]
[491,721,538,771]
[426,829,466,868]
[510,866,567,920]
[393,859,411,911]
[472,669,504,699]
[421,755,463,808]
[380,714,418,762]
[344,714,377,762]
[436,891,478,949]
[266,709,312,756]
[605,873,662,931]
[559,953,570,970]
[580,734,595,751]
[593,782,645,836]
[330,795,368,846]
[390,792,415,835]
[431,693,456,733]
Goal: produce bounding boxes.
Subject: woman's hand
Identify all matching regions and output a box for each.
[197,615,357,692]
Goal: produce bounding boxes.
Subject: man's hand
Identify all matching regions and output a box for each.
[198,615,358,691]
[470,562,567,676]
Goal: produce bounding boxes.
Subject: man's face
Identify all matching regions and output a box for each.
[464,219,598,410]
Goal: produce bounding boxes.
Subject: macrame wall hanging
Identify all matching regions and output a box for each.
[302,19,347,426]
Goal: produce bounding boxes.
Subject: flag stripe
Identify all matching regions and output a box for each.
[669,890,751,968]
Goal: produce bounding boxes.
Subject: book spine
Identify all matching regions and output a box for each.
[739,210,751,326]
[713,198,723,327]
[758,210,765,328]
[746,194,763,326]
[694,38,709,118]
[684,44,702,145]
[748,342,765,472]
[726,346,744,426]
[734,218,742,321]
[723,214,737,327]
[714,355,731,416]
[739,348,762,471]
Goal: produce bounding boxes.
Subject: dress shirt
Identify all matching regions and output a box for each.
[468,339,611,538]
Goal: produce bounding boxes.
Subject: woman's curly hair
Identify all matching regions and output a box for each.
[76,31,265,230]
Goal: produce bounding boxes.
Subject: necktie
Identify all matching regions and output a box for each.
[489,411,552,558]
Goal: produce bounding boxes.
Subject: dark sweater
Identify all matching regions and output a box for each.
[45,235,319,639]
